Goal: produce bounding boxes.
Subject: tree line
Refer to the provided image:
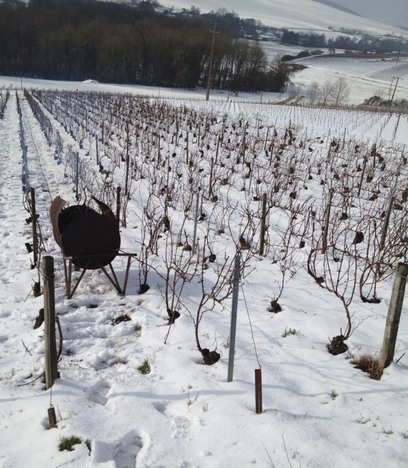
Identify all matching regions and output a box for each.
[281,29,407,54]
[0,0,291,92]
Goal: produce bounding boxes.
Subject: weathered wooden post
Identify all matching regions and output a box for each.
[124,121,130,197]
[30,187,38,267]
[185,130,189,164]
[48,405,58,429]
[43,256,59,389]
[96,136,99,165]
[22,144,28,193]
[379,263,408,370]
[255,368,263,414]
[259,193,268,256]
[116,186,122,225]
[75,152,80,201]
[208,157,214,199]
[357,152,368,197]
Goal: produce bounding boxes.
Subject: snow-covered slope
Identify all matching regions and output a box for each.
[163,0,408,36]
[290,55,408,104]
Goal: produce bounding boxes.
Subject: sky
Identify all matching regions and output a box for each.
[332,0,408,29]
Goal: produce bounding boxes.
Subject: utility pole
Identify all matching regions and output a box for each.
[390,77,400,105]
[388,77,395,101]
[206,23,219,101]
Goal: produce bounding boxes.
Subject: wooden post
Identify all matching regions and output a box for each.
[379,263,408,369]
[96,136,99,165]
[208,157,214,199]
[43,256,59,389]
[116,186,121,225]
[75,152,80,201]
[259,193,267,256]
[22,145,28,193]
[342,127,347,149]
[185,130,189,165]
[124,122,130,197]
[30,187,38,267]
[157,134,161,165]
[48,406,58,429]
[255,368,263,414]
[357,152,368,197]
[371,143,377,167]
[215,136,220,164]
[227,253,241,382]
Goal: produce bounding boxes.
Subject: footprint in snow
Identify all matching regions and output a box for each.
[151,401,192,440]
[152,401,168,414]
[114,430,143,468]
[88,380,111,406]
[89,430,143,468]
[172,415,192,440]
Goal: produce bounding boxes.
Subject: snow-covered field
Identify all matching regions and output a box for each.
[295,56,408,83]
[249,42,408,105]
[0,72,408,468]
[289,55,408,104]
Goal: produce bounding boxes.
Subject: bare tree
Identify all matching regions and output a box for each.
[330,77,350,106]
[320,81,334,106]
[307,81,320,105]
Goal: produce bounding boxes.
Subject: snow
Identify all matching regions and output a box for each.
[0,74,408,468]
[163,0,408,36]
[274,53,408,104]
[294,56,408,83]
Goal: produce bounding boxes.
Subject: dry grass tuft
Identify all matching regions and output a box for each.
[351,354,383,380]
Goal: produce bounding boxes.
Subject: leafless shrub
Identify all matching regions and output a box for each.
[307,192,359,354]
[183,237,254,365]
[267,210,302,311]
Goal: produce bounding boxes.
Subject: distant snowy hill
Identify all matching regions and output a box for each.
[163,0,407,36]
